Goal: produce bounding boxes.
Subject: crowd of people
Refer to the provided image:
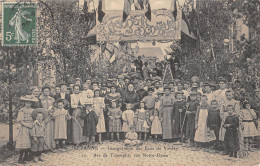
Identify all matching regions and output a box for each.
[15,56,260,164]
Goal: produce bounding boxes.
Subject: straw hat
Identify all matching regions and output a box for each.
[32,108,48,120]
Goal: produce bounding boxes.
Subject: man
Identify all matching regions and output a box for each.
[143,62,150,81]
[144,78,152,91]
[134,56,143,78]
[55,85,61,95]
[137,81,148,100]
[154,62,163,78]
[55,83,71,105]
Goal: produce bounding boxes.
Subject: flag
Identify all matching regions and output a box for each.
[98,0,105,22]
[123,0,134,22]
[171,0,177,20]
[182,10,192,35]
[144,0,151,22]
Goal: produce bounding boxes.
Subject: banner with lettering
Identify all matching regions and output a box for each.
[96,10,182,42]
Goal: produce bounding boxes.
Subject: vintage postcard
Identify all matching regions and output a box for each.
[0,0,259,166]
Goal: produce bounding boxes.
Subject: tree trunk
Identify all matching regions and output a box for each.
[7,50,14,150]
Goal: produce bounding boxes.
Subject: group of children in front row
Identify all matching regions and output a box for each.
[16,95,71,164]
[16,86,259,164]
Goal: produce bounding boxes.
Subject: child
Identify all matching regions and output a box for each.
[31,108,48,162]
[223,105,240,158]
[150,109,162,141]
[81,101,98,145]
[93,89,106,144]
[241,101,259,151]
[142,88,156,123]
[207,100,221,151]
[194,95,215,150]
[16,95,38,164]
[108,100,122,141]
[185,92,200,147]
[124,125,142,147]
[53,99,71,149]
[122,103,135,134]
[172,91,186,142]
[135,101,150,140]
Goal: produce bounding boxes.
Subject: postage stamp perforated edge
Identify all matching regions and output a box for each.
[1,2,37,46]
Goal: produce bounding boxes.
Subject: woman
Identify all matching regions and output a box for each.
[70,85,86,144]
[122,83,140,111]
[39,86,56,149]
[160,86,175,141]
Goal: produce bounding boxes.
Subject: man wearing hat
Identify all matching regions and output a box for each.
[143,61,150,81]
[160,86,175,141]
[134,55,143,78]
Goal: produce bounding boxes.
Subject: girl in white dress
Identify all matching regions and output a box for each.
[241,101,259,151]
[93,89,106,144]
[194,95,215,149]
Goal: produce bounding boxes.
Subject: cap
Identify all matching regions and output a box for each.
[190,92,198,96]
[217,77,226,83]
[147,87,154,92]
[42,86,50,91]
[176,91,184,95]
[163,86,171,91]
[20,95,39,102]
[60,82,68,87]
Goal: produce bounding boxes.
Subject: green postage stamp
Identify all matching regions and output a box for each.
[2,2,37,46]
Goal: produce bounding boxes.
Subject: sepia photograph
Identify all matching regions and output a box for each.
[0,0,259,165]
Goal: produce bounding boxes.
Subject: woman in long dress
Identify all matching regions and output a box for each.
[39,86,56,149]
[160,87,175,141]
[70,85,86,144]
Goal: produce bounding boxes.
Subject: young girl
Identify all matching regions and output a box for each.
[122,103,135,134]
[108,100,122,142]
[31,108,48,163]
[53,99,71,149]
[81,101,98,145]
[194,95,215,150]
[16,95,38,164]
[241,101,259,151]
[150,109,162,141]
[223,105,240,157]
[135,101,149,140]
[186,92,200,147]
[93,89,106,144]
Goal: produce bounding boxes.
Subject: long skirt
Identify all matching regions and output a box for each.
[162,106,173,139]
[151,116,162,135]
[186,114,196,140]
[219,112,229,141]
[194,109,209,143]
[97,113,106,133]
[45,117,56,149]
[224,128,240,152]
[242,121,259,137]
[16,125,32,149]
[72,108,87,144]
[54,115,67,140]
